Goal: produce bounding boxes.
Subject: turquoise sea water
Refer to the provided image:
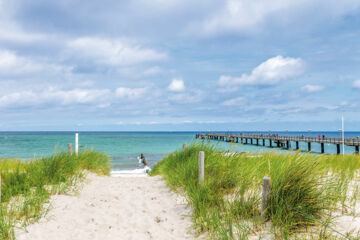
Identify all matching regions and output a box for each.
[0,131,359,170]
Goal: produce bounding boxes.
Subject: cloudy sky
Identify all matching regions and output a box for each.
[1,0,360,131]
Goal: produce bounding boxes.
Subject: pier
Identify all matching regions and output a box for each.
[196,133,360,154]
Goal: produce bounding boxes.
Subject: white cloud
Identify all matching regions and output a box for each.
[222,97,245,106]
[0,88,110,108]
[0,49,43,74]
[0,49,70,76]
[168,78,185,92]
[352,80,360,89]
[67,37,167,66]
[115,87,147,99]
[197,0,360,36]
[0,1,45,42]
[301,84,324,93]
[218,56,304,88]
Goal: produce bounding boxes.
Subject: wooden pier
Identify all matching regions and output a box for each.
[196,133,360,154]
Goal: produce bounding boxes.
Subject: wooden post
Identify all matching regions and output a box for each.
[250,138,253,144]
[256,139,259,145]
[68,143,73,155]
[261,177,271,216]
[286,141,289,149]
[337,144,340,154]
[236,137,239,143]
[263,139,265,146]
[269,140,272,147]
[75,133,79,155]
[183,143,187,149]
[321,143,325,154]
[296,141,299,150]
[199,151,205,184]
[356,146,359,154]
[308,142,311,152]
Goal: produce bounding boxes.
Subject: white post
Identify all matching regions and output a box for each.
[342,116,345,156]
[75,133,79,155]
[198,151,204,184]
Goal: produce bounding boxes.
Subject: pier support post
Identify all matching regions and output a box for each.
[337,144,340,154]
[245,138,248,144]
[236,137,239,143]
[286,141,289,149]
[277,141,280,148]
[250,139,253,144]
[296,141,299,150]
[269,140,273,147]
[356,146,359,154]
[308,142,311,152]
[75,133,79,156]
[199,151,205,184]
[263,139,265,146]
[261,177,271,217]
[241,138,243,144]
[256,139,259,145]
[68,143,73,155]
[321,143,324,154]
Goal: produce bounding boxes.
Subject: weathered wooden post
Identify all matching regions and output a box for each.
[68,143,73,155]
[263,139,265,146]
[296,141,299,150]
[75,133,79,155]
[308,142,311,152]
[321,143,325,154]
[199,151,205,184]
[183,143,187,149]
[261,177,271,217]
[356,145,359,154]
[337,144,340,154]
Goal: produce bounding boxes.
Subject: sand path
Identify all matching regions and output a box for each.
[16,174,197,240]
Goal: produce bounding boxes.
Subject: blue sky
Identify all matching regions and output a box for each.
[0,0,360,131]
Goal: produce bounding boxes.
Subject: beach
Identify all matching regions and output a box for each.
[15,173,198,240]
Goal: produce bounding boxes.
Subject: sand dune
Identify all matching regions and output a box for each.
[16,174,198,240]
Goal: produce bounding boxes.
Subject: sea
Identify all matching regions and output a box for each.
[0,131,359,172]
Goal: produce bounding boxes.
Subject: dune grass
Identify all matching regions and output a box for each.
[151,142,360,239]
[0,150,111,239]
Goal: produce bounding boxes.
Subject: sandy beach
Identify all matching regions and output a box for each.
[15,173,198,240]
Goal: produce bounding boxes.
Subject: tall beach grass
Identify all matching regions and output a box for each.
[0,149,111,239]
[151,142,360,239]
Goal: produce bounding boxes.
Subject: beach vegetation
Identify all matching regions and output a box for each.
[151,142,360,239]
[0,150,111,239]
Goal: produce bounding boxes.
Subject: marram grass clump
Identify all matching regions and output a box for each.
[151,143,360,239]
[0,149,110,240]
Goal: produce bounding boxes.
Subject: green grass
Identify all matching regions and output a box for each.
[151,142,360,239]
[0,149,111,239]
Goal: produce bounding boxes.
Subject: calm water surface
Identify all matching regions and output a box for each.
[0,131,359,170]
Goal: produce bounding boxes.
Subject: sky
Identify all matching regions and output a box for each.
[0,0,360,131]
